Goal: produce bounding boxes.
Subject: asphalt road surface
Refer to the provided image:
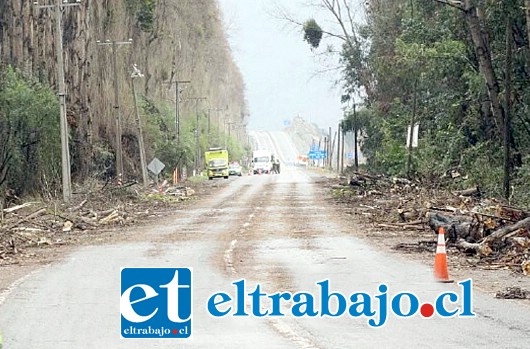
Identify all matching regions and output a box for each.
[1,162,530,348]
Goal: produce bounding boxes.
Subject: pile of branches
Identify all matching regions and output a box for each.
[0,184,196,260]
[329,172,530,275]
[428,208,530,275]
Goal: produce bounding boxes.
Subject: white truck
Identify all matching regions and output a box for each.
[252,150,273,174]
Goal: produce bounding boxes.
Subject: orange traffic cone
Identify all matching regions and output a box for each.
[434,227,454,283]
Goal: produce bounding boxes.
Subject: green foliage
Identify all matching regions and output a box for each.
[327,0,530,207]
[0,66,61,198]
[303,19,323,49]
[126,0,156,32]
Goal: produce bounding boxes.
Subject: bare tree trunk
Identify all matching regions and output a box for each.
[462,0,505,139]
[525,0,530,71]
[321,0,374,98]
[504,14,513,200]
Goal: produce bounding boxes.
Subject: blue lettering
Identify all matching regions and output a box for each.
[233,280,249,316]
[248,284,269,317]
[207,293,232,317]
[391,293,419,317]
[459,279,476,317]
[349,293,375,317]
[292,293,318,317]
[269,292,292,316]
[318,280,346,317]
[435,292,458,317]
[368,284,388,327]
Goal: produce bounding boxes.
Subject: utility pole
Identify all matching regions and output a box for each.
[96,39,133,180]
[34,0,82,202]
[337,123,341,173]
[225,119,236,149]
[131,65,148,187]
[326,126,333,170]
[165,79,190,183]
[207,107,223,145]
[188,97,207,174]
[167,80,191,145]
[217,106,228,138]
[341,126,345,174]
[353,102,359,171]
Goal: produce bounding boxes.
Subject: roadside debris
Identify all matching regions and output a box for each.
[328,171,530,276]
[495,287,530,299]
[0,182,196,262]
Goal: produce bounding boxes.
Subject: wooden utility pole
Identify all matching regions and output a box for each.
[188,97,207,174]
[34,0,82,202]
[353,102,359,171]
[337,123,341,173]
[167,80,191,145]
[341,127,345,173]
[96,39,133,180]
[208,107,223,145]
[327,127,331,168]
[330,131,337,171]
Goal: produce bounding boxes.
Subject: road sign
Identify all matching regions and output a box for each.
[308,151,327,160]
[148,158,165,175]
[407,124,419,148]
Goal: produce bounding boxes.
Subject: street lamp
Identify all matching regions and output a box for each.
[130,64,148,187]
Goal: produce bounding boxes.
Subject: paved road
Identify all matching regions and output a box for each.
[1,167,529,348]
[251,130,299,166]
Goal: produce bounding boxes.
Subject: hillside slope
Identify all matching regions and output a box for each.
[0,0,246,179]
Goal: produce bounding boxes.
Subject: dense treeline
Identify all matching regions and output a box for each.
[303,0,530,206]
[0,67,61,199]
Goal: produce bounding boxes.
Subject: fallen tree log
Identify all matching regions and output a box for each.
[482,217,530,246]
[427,212,476,241]
[497,205,529,221]
[454,217,530,256]
[452,186,480,197]
[6,208,47,230]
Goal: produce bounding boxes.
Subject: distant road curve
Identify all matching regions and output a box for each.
[250,131,299,166]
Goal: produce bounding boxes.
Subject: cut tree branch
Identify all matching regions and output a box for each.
[432,0,464,11]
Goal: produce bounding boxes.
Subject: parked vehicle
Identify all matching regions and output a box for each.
[252,150,273,174]
[229,162,242,176]
[205,148,229,180]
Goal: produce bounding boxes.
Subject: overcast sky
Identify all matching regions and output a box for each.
[218,0,346,132]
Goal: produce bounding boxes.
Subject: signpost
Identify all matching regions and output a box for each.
[148,158,165,185]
